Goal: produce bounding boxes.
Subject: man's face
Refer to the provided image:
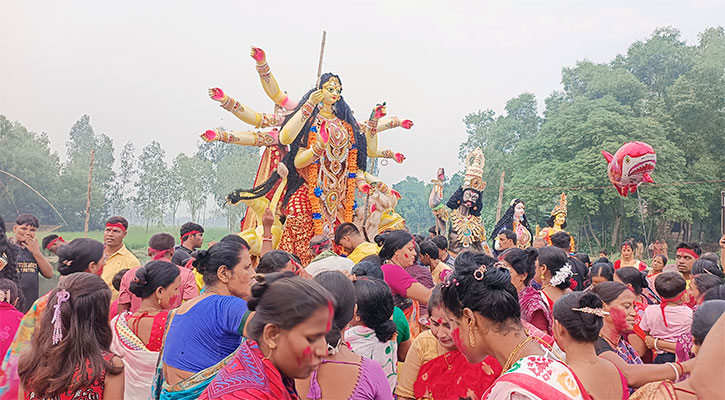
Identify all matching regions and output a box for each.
[461,190,479,209]
[338,236,353,253]
[12,224,37,244]
[676,250,696,274]
[190,233,204,249]
[420,254,432,267]
[498,234,513,250]
[104,225,126,248]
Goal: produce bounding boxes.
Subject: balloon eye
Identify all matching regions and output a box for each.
[624,156,631,163]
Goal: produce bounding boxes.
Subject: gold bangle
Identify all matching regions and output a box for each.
[381,149,394,158]
[301,102,315,119]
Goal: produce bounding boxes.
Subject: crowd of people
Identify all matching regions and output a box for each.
[0,212,724,399]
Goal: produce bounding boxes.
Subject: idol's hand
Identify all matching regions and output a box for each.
[372,103,387,120]
[360,183,372,195]
[394,153,406,163]
[262,207,274,233]
[401,119,414,129]
[391,189,402,199]
[250,46,266,64]
[308,89,324,105]
[200,129,219,142]
[208,87,225,101]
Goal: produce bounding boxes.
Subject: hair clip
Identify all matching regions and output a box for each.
[473,265,487,281]
[572,307,610,318]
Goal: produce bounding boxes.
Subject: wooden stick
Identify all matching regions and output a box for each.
[495,171,506,221]
[316,31,327,86]
[84,149,95,237]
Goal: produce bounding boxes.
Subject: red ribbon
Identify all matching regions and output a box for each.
[310,238,331,254]
[676,248,699,260]
[181,230,201,241]
[660,290,686,327]
[149,248,173,260]
[106,223,127,233]
[45,236,64,250]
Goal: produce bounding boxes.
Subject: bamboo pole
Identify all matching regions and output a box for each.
[84,150,95,237]
[495,171,506,221]
[316,31,327,86]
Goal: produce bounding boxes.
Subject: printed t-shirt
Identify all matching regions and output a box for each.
[13,245,39,313]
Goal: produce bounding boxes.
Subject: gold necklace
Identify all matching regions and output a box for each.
[502,336,535,372]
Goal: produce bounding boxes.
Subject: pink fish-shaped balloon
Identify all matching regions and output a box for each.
[601,141,656,197]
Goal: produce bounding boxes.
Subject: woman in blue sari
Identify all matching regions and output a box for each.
[152,240,254,399]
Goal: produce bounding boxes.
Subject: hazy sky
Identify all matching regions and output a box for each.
[1,1,722,185]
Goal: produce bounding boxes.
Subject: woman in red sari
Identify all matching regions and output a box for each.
[396,285,501,400]
[200,272,334,399]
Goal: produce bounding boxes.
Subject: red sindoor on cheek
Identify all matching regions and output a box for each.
[452,327,465,351]
[610,307,629,333]
[297,346,312,366]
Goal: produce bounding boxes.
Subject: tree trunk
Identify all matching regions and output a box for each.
[610,202,622,248]
[587,215,602,248]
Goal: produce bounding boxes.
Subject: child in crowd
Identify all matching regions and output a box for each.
[0,279,23,358]
[109,268,129,321]
[639,272,693,364]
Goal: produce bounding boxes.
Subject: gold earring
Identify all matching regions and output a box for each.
[468,328,476,348]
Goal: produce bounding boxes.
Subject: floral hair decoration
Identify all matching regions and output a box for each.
[51,289,71,345]
[549,262,573,287]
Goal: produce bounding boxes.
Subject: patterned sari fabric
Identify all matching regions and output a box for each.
[0,294,49,398]
[483,355,591,400]
[413,350,501,400]
[518,286,553,335]
[199,340,298,400]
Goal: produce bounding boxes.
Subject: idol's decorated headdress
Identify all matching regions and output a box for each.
[463,148,486,192]
[550,192,567,216]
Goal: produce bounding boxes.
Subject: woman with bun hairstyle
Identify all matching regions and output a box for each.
[296,271,393,400]
[553,292,628,400]
[440,250,589,399]
[591,282,695,390]
[0,238,105,399]
[18,273,124,399]
[500,247,553,335]
[345,277,399,392]
[152,240,254,400]
[200,272,334,399]
[375,230,432,338]
[533,246,571,328]
[111,260,180,398]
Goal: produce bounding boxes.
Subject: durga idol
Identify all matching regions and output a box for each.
[228,73,377,264]
[536,192,575,252]
[491,198,533,249]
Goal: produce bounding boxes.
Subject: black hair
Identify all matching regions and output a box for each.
[553,292,604,343]
[427,284,444,316]
[691,300,725,345]
[546,213,567,229]
[246,272,334,341]
[334,222,360,245]
[149,233,175,251]
[599,249,609,256]
[615,267,649,295]
[0,216,19,282]
[701,252,720,267]
[501,247,538,286]
[574,253,591,266]
[491,199,532,241]
[351,255,384,280]
[352,277,397,342]
[193,240,247,286]
[692,260,725,279]
[419,240,439,260]
[309,235,332,253]
[445,187,483,217]
[413,234,427,245]
[220,234,248,245]
[56,238,104,276]
[654,272,687,299]
[228,73,367,208]
[703,284,725,301]
[499,229,517,245]
[675,242,702,257]
[313,271,356,347]
[431,235,448,251]
[180,222,204,241]
[589,281,629,304]
[129,261,180,299]
[41,234,60,251]
[693,274,723,297]
[15,214,39,228]
[112,268,129,291]
[620,240,635,251]
[653,254,668,266]
[538,246,571,290]
[256,250,294,274]
[589,262,614,282]
[428,226,437,235]
[0,278,23,311]
[105,216,128,230]
[550,231,572,251]
[375,230,414,262]
[441,251,521,331]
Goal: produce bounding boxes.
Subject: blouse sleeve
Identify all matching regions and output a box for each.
[394,337,425,398]
[218,296,249,335]
[382,265,418,297]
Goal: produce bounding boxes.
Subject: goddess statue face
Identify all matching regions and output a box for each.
[554,212,566,226]
[321,77,342,105]
[514,202,525,220]
[461,189,479,209]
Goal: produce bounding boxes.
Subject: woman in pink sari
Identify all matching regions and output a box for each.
[0,279,23,359]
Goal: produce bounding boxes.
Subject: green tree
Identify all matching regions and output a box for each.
[111,142,137,216]
[135,141,168,229]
